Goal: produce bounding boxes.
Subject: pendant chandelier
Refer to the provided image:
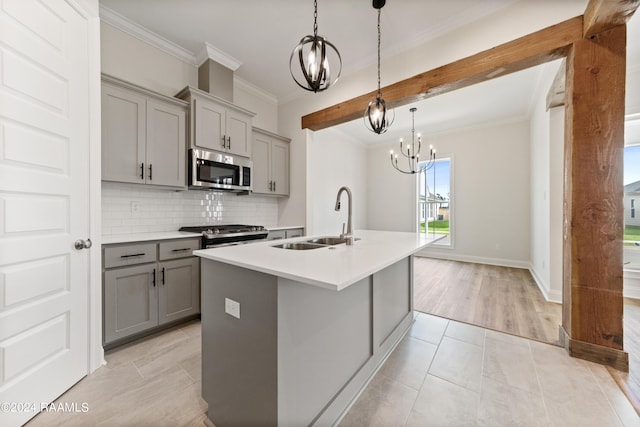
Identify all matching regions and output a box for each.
[390,107,436,174]
[364,0,394,134]
[289,0,342,93]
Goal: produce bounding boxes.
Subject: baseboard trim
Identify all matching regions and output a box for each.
[528,265,562,304]
[559,326,629,372]
[415,252,529,269]
[528,266,550,301]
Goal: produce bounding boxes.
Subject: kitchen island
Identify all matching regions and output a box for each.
[194,229,442,426]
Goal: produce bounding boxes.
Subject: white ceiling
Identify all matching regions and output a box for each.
[100,0,638,145]
[100,0,524,101]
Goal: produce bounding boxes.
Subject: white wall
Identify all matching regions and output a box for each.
[528,61,565,303]
[306,128,368,236]
[235,79,278,134]
[405,119,532,267]
[366,145,416,232]
[548,107,565,302]
[100,21,279,132]
[100,22,198,97]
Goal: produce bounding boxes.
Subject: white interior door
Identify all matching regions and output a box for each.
[0,0,92,425]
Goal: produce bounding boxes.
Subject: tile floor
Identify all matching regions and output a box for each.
[339,313,640,427]
[27,315,640,427]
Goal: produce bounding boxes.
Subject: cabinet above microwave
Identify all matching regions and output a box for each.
[176,86,255,158]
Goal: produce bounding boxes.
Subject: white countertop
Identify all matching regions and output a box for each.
[194,229,444,291]
[102,231,201,245]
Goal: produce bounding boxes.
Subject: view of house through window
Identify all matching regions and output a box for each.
[419,158,451,246]
[625,144,640,270]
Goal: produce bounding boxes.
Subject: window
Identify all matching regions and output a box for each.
[624,143,640,270]
[418,157,451,246]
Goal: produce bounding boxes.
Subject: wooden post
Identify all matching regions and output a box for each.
[562,24,628,370]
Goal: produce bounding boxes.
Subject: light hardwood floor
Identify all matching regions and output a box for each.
[413,257,562,345]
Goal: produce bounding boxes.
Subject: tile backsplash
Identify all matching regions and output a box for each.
[102,182,278,235]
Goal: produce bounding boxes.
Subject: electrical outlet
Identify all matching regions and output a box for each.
[225,298,240,319]
[131,201,141,216]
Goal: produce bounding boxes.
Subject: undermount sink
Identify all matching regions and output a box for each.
[272,242,327,250]
[305,236,348,245]
[272,236,359,250]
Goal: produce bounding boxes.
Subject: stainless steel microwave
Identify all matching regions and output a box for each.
[189,149,252,192]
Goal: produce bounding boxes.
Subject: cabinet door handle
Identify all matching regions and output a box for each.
[152,268,156,287]
[227,136,231,149]
[140,162,144,179]
[273,181,276,192]
[221,135,227,149]
[149,164,153,181]
[171,248,191,252]
[268,181,272,191]
[120,253,146,258]
[161,267,165,285]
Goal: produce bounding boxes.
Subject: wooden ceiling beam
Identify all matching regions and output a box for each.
[301,16,583,131]
[583,0,640,38]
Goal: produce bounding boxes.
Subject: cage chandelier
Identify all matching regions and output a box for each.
[364,0,394,134]
[289,0,342,93]
[390,107,436,174]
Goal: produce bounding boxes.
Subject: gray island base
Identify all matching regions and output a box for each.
[195,230,441,426]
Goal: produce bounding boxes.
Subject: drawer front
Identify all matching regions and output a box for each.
[104,243,157,268]
[285,228,304,239]
[267,230,286,241]
[159,238,200,261]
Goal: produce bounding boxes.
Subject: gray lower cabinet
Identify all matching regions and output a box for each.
[103,238,200,347]
[158,257,199,325]
[267,228,305,241]
[104,264,157,343]
[285,228,303,238]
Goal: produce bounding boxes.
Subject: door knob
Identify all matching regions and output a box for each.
[74,238,92,250]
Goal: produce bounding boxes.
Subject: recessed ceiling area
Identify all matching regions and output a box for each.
[332,60,559,146]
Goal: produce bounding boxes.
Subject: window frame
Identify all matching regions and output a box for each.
[416,155,454,248]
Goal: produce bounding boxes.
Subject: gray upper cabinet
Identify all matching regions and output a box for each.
[101,75,187,189]
[177,86,254,158]
[252,127,290,196]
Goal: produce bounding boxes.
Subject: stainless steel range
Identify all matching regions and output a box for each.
[179,224,268,248]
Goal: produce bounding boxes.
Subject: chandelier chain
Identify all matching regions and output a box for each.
[313,0,318,36]
[377,9,381,96]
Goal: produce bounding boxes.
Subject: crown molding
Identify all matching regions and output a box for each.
[196,42,242,70]
[99,4,197,65]
[234,76,278,105]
